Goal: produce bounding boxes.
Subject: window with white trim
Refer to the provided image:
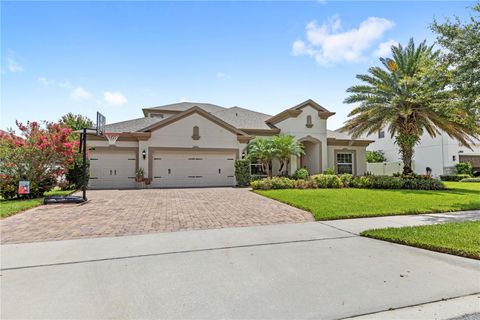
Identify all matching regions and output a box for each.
[336,153,354,174]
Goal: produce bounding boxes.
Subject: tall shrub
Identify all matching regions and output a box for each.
[366,151,386,163]
[0,121,78,198]
[455,162,473,176]
[59,113,94,189]
[234,159,251,187]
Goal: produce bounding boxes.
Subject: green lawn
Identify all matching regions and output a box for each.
[0,189,75,219]
[255,182,480,220]
[361,221,480,259]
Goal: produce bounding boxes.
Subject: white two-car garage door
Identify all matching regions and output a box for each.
[151,150,236,188]
[89,149,137,189]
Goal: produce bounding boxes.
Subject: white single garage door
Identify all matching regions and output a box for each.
[151,150,235,188]
[89,149,137,189]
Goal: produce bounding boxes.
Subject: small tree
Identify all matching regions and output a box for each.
[247,135,304,177]
[431,4,480,127]
[0,121,78,198]
[247,138,276,177]
[272,135,304,175]
[366,151,386,163]
[59,113,94,189]
[59,113,94,132]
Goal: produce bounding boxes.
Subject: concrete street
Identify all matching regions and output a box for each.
[2,212,479,319]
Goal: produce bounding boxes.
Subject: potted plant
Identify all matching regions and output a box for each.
[135,168,145,182]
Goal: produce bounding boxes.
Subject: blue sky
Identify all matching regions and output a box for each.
[1,1,475,131]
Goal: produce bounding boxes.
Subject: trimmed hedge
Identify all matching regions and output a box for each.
[312,174,342,188]
[234,159,251,187]
[460,177,480,182]
[440,174,471,181]
[250,174,445,190]
[292,168,309,180]
[250,177,294,190]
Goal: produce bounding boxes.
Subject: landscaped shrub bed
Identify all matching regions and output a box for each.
[250,174,445,190]
[440,174,471,181]
[460,177,480,182]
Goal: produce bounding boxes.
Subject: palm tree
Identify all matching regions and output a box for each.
[247,137,276,177]
[341,38,478,174]
[247,135,304,177]
[272,135,304,175]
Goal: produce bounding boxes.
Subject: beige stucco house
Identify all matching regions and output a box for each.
[87,99,373,188]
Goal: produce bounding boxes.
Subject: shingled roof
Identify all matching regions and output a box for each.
[104,101,369,143]
[143,102,226,115]
[105,117,161,133]
[212,106,273,130]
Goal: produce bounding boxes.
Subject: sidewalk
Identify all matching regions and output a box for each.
[344,294,480,320]
[321,210,480,235]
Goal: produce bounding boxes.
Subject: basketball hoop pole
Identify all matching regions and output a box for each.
[80,111,105,201]
[82,128,87,201]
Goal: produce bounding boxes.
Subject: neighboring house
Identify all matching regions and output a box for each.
[364,128,480,177]
[87,99,373,188]
[0,129,23,140]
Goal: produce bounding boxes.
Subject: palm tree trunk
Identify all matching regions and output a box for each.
[263,161,271,177]
[396,132,419,175]
[278,158,289,176]
[399,144,414,175]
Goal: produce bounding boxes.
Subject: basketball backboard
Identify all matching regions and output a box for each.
[96,112,106,136]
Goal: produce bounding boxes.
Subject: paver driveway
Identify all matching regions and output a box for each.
[0,188,312,244]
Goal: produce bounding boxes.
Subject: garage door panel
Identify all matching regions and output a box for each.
[152,151,236,188]
[89,150,137,189]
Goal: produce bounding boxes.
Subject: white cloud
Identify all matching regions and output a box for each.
[58,80,73,89]
[71,87,92,101]
[292,16,394,65]
[216,72,231,80]
[374,39,398,57]
[37,77,51,86]
[104,91,127,106]
[37,77,74,89]
[7,57,24,73]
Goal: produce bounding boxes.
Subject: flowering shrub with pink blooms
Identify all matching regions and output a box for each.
[0,121,79,198]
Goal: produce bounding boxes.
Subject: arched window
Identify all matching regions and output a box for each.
[192,126,200,140]
[306,115,313,128]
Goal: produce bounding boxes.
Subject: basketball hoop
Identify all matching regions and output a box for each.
[105,133,119,146]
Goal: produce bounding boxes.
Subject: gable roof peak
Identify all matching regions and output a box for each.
[290,99,331,113]
[139,105,250,138]
[266,99,336,125]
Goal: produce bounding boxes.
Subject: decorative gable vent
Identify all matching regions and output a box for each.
[192,126,200,140]
[306,115,313,128]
